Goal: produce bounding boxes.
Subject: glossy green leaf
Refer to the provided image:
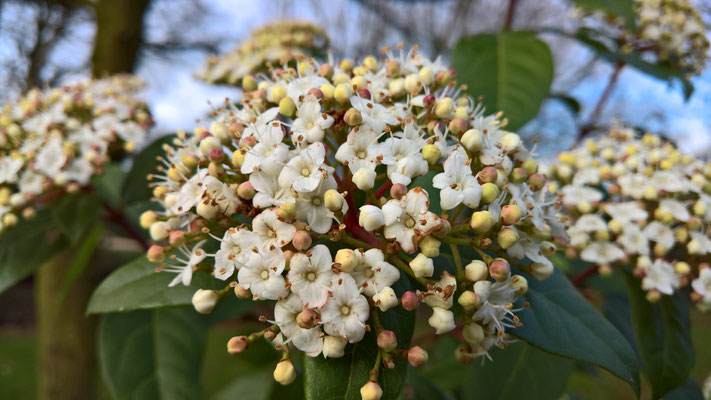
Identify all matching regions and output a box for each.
[123,135,177,204]
[665,376,704,400]
[452,32,554,130]
[92,162,127,207]
[87,254,225,313]
[303,278,415,400]
[59,225,105,301]
[400,372,452,400]
[625,273,694,399]
[512,268,640,394]
[569,0,636,29]
[0,209,67,294]
[213,370,274,400]
[52,192,102,244]
[98,308,206,400]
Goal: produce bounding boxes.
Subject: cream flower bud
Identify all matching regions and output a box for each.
[422,144,442,164]
[377,330,397,351]
[278,96,296,117]
[335,248,361,273]
[409,253,434,278]
[233,284,251,299]
[404,74,420,94]
[199,135,221,157]
[388,78,406,97]
[268,85,287,104]
[192,289,219,314]
[457,290,480,310]
[497,228,519,249]
[419,235,441,257]
[480,183,500,205]
[500,204,522,225]
[428,307,455,334]
[407,346,429,367]
[227,335,249,355]
[359,205,384,231]
[501,133,521,152]
[465,260,488,282]
[531,262,554,280]
[461,129,483,153]
[462,323,485,344]
[320,83,335,99]
[139,210,158,229]
[277,202,296,221]
[196,200,220,219]
[360,381,383,400]
[323,336,347,358]
[434,97,453,118]
[353,168,376,190]
[470,210,495,233]
[510,275,528,296]
[149,221,171,241]
[334,83,352,104]
[675,261,691,275]
[324,189,344,212]
[273,359,296,385]
[242,75,257,91]
[373,286,398,312]
[209,121,230,143]
[418,66,435,86]
[147,245,166,263]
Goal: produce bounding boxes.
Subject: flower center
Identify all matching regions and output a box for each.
[306,122,314,130]
[264,150,272,157]
[232,245,242,253]
[356,151,366,159]
[306,272,317,281]
[340,305,351,315]
[260,270,269,279]
[364,267,374,278]
[405,214,416,228]
[301,168,311,177]
[312,197,321,206]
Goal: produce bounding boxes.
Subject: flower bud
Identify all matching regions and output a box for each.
[510,275,528,296]
[139,210,158,229]
[527,173,546,191]
[335,248,361,273]
[273,359,296,385]
[377,330,397,352]
[478,167,498,184]
[435,69,452,86]
[233,284,251,299]
[199,135,221,157]
[434,98,453,118]
[448,118,468,135]
[242,75,257,91]
[268,85,287,104]
[404,73,420,94]
[232,148,246,168]
[497,228,519,249]
[296,308,320,329]
[382,353,396,369]
[674,261,691,275]
[149,221,171,241]
[470,211,495,233]
[501,133,521,152]
[324,189,344,212]
[277,202,296,221]
[319,63,334,79]
[428,307,455,334]
[407,346,429,367]
[390,183,407,199]
[418,235,441,258]
[500,204,522,225]
[461,129,483,153]
[227,336,249,355]
[344,107,363,126]
[401,291,420,311]
[278,96,296,118]
[474,280,492,300]
[510,167,528,183]
[522,159,538,174]
[409,253,434,278]
[373,286,398,312]
[353,168,376,190]
[488,258,511,281]
[169,230,188,247]
[292,230,312,251]
[320,83,335,99]
[530,262,554,280]
[457,290,480,310]
[192,289,219,314]
[693,201,706,216]
[196,200,220,219]
[334,83,352,104]
[323,336,347,358]
[646,290,661,303]
[455,344,474,364]
[147,245,166,263]
[422,144,442,165]
[388,78,405,97]
[360,381,383,400]
[462,323,485,344]
[464,260,488,282]
[359,205,384,231]
[480,183,500,205]
[237,181,255,200]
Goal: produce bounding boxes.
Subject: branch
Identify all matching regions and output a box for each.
[570,264,598,287]
[101,201,149,250]
[503,0,518,31]
[576,59,625,143]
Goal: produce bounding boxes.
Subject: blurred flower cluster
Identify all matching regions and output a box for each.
[573,0,709,75]
[196,21,329,86]
[546,125,711,308]
[142,44,566,393]
[0,75,152,232]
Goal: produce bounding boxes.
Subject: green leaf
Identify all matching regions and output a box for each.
[452,32,554,130]
[52,192,102,244]
[87,254,225,314]
[512,268,640,394]
[59,224,105,302]
[400,372,453,400]
[568,0,636,29]
[123,135,177,204]
[460,342,573,400]
[92,162,127,207]
[0,209,68,294]
[303,278,415,400]
[213,369,274,400]
[550,94,581,115]
[98,307,206,400]
[664,376,704,400]
[625,273,694,398]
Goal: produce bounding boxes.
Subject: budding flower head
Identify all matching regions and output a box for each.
[273,359,296,385]
[377,330,397,352]
[407,345,429,367]
[192,289,219,314]
[360,381,383,400]
[227,335,249,355]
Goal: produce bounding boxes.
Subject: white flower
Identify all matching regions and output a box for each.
[560,185,603,207]
[422,272,457,309]
[382,187,442,253]
[335,128,393,173]
[604,202,648,223]
[0,157,23,184]
[170,169,211,215]
[385,137,428,186]
[322,273,369,343]
[619,174,651,199]
[691,268,711,305]
[278,142,332,192]
[428,307,455,334]
[241,121,289,174]
[643,221,675,249]
[213,228,261,280]
[432,149,482,210]
[36,136,66,176]
[349,95,399,133]
[580,241,625,264]
[350,249,400,297]
[642,259,680,295]
[291,99,334,144]
[616,224,649,256]
[252,208,296,249]
[274,294,324,356]
[237,248,288,300]
[572,214,608,232]
[358,205,384,231]
[294,177,338,234]
[287,244,334,308]
[659,199,690,222]
[373,287,398,312]
[250,167,294,208]
[166,241,208,287]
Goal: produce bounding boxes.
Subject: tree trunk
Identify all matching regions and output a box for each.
[91,0,150,76]
[36,248,98,400]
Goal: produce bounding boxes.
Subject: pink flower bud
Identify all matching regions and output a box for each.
[401,291,420,311]
[390,183,408,199]
[478,167,498,184]
[189,217,206,232]
[319,63,334,78]
[489,258,511,282]
[307,87,324,100]
[358,88,371,99]
[422,94,436,108]
[377,330,397,352]
[147,245,165,263]
[169,230,188,246]
[382,353,396,369]
[227,335,249,355]
[407,346,429,367]
[500,204,522,225]
[237,181,255,200]
[448,118,468,135]
[241,136,256,147]
[510,167,528,183]
[527,173,546,191]
[296,308,320,329]
[292,230,312,251]
[344,107,363,126]
[209,148,225,162]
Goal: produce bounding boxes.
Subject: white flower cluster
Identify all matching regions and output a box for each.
[0,75,152,232]
[573,0,709,75]
[547,126,711,307]
[142,45,564,392]
[196,21,329,86]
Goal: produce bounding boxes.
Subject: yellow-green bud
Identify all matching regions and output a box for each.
[419,235,441,257]
[510,275,528,296]
[480,183,499,205]
[522,159,538,174]
[324,189,344,212]
[267,85,287,104]
[497,228,519,249]
[278,96,296,117]
[457,290,480,310]
[470,211,495,233]
[434,98,453,118]
[242,75,257,91]
[334,83,352,104]
[139,210,158,229]
[422,144,442,165]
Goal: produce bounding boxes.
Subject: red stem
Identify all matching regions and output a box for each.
[570,264,599,287]
[102,201,149,250]
[576,60,625,143]
[343,191,382,248]
[373,180,392,200]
